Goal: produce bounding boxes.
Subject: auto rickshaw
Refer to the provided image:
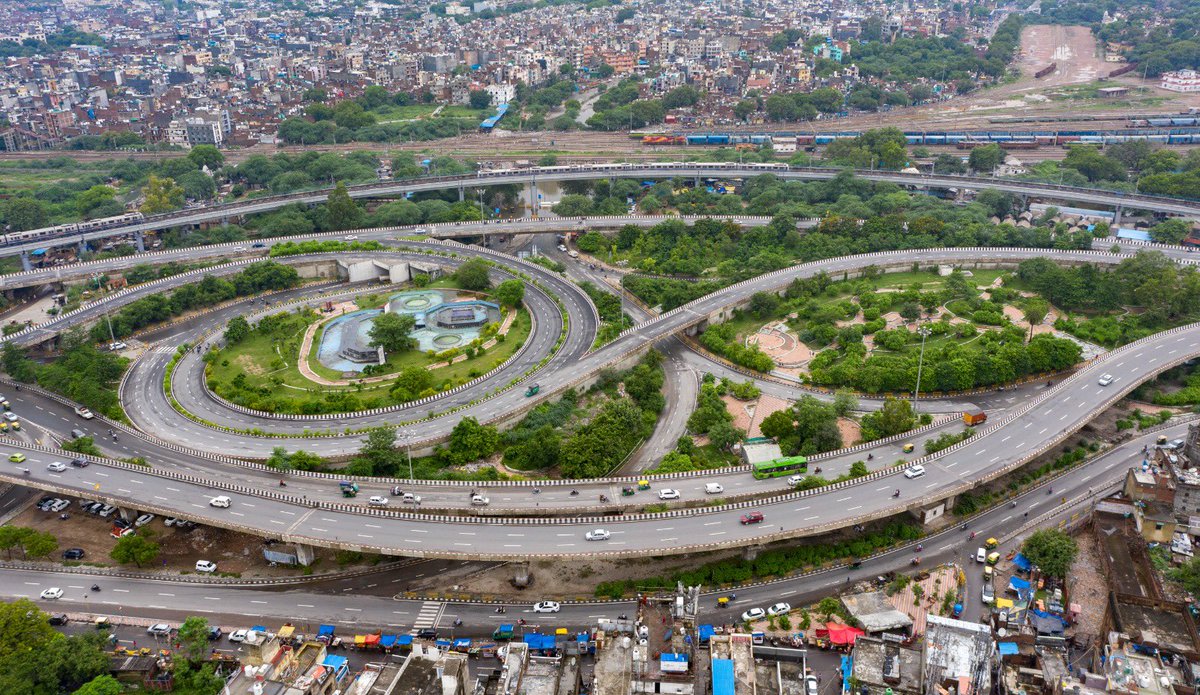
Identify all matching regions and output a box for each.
[621,486,635,496]
[986,552,1001,565]
[717,597,730,608]
[902,443,915,453]
[985,537,999,549]
[339,481,359,498]
[1157,435,1169,446]
[9,420,19,431]
[637,480,650,491]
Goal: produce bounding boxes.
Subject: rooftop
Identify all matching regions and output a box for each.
[923,615,993,695]
[851,636,922,695]
[840,591,914,634]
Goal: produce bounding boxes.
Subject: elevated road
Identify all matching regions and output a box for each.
[5,163,1197,259]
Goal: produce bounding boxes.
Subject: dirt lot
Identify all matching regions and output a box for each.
[7,497,355,578]
[1064,530,1111,641]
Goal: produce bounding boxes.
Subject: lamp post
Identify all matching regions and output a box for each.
[912,325,932,412]
[397,431,414,480]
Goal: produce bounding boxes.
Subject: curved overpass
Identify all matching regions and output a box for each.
[6,163,1197,258]
[1,312,1195,560]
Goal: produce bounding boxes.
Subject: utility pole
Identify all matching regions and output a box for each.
[913,324,932,412]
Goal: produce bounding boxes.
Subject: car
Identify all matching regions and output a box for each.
[231,246,246,253]
[112,518,131,529]
[251,242,266,249]
[48,499,70,513]
[195,560,217,573]
[401,492,421,504]
[134,513,155,527]
[805,675,819,695]
[209,496,231,508]
[767,602,792,616]
[368,496,389,506]
[705,483,724,494]
[228,629,249,643]
[74,406,94,419]
[1098,374,1114,386]
[208,626,223,640]
[3,412,18,422]
[657,489,680,500]
[568,250,579,258]
[981,582,995,604]
[164,517,179,527]
[147,623,172,637]
[416,628,438,640]
[85,502,105,514]
[740,511,764,525]
[903,465,926,479]
[46,462,67,472]
[787,474,804,486]
[37,498,59,511]
[40,588,63,600]
[70,458,89,468]
[77,498,96,508]
[470,494,489,506]
[976,547,987,563]
[108,342,128,352]
[557,244,568,252]
[532,601,561,613]
[110,526,134,539]
[343,234,359,241]
[585,529,611,541]
[740,607,766,622]
[1166,438,1186,450]
[98,505,116,518]
[48,613,69,626]
[62,548,85,560]
[8,453,25,463]
[70,429,85,440]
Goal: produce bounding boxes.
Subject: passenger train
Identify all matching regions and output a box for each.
[3,212,145,247]
[636,128,1200,147]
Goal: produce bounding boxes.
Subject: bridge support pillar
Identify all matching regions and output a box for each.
[1113,206,1123,226]
[458,186,465,203]
[78,238,88,256]
[511,562,532,588]
[295,544,316,567]
[117,508,136,523]
[742,545,763,562]
[526,180,538,218]
[19,252,31,272]
[134,230,145,253]
[221,215,229,227]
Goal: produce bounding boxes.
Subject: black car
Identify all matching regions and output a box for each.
[416,629,438,640]
[208,626,223,640]
[70,458,89,468]
[112,518,131,530]
[48,613,68,626]
[62,548,85,560]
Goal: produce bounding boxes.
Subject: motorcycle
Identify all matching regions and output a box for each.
[279,480,287,487]
[91,584,100,592]
[813,466,822,474]
[494,607,506,614]
[892,489,900,498]
[570,490,579,496]
[453,618,463,627]
[599,494,609,503]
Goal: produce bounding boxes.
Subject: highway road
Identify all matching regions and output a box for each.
[4,162,1198,259]
[1,424,1175,633]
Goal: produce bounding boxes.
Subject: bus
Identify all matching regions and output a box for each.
[751,455,808,479]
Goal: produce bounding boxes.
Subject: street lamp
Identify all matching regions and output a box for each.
[397,431,415,480]
[912,324,932,412]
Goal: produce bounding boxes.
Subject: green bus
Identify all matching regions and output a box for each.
[752,455,808,479]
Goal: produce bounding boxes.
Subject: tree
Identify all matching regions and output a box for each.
[324,182,364,230]
[391,366,434,401]
[76,185,118,218]
[552,194,594,217]
[832,389,859,417]
[2,197,48,231]
[175,616,212,665]
[0,598,56,659]
[356,427,398,475]
[1149,218,1191,245]
[708,421,745,451]
[469,90,492,110]
[734,100,756,121]
[72,675,123,695]
[445,417,499,464]
[186,144,224,170]
[933,153,966,174]
[1021,298,1050,338]
[455,257,492,291]
[140,175,185,214]
[493,279,525,308]
[22,530,57,559]
[110,531,159,568]
[860,397,916,441]
[368,312,417,352]
[1169,555,1200,597]
[224,315,250,344]
[593,63,615,78]
[967,144,1003,173]
[576,231,610,254]
[1020,529,1078,578]
[662,85,702,109]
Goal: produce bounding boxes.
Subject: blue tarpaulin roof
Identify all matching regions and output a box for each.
[523,633,557,650]
[454,638,471,647]
[1012,553,1032,571]
[576,633,589,643]
[1009,576,1032,599]
[662,653,688,663]
[251,626,268,632]
[713,659,734,695]
[396,635,413,645]
[318,625,335,637]
[698,625,716,642]
[380,635,397,647]
[435,640,452,648]
[31,249,45,256]
[323,654,348,670]
[998,642,1019,656]
[1116,228,1153,242]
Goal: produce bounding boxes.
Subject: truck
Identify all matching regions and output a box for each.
[963,410,987,426]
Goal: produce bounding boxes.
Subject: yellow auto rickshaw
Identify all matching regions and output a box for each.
[985,537,999,549]
[637,479,650,490]
[983,565,994,579]
[555,628,568,637]
[986,552,1001,566]
[902,443,915,454]
[717,596,730,609]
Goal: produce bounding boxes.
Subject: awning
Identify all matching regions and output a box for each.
[363,634,380,647]
[380,635,397,647]
[698,625,715,642]
[998,642,1019,656]
[825,622,865,645]
[278,625,295,639]
[1012,553,1032,571]
[453,638,471,648]
[318,625,335,637]
[396,635,413,646]
[995,598,1014,609]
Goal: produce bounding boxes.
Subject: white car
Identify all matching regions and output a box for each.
[164,517,179,527]
[767,602,792,616]
[108,342,128,351]
[368,496,389,506]
[532,601,561,613]
[1098,374,1114,386]
[98,505,116,518]
[209,496,231,508]
[401,492,421,504]
[40,587,63,600]
[195,560,217,573]
[903,465,926,479]
[134,513,155,527]
[740,607,766,622]
[343,234,359,241]
[657,489,680,500]
[74,406,94,419]
[704,483,724,494]
[805,675,819,695]
[3,412,17,422]
[147,623,172,636]
[49,499,70,513]
[228,629,249,643]
[787,474,804,486]
[470,494,490,506]
[976,547,987,563]
[585,529,611,541]
[46,461,67,472]
[557,244,568,252]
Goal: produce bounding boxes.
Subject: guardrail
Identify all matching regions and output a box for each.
[0,557,425,587]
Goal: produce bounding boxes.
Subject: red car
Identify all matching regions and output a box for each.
[740,511,764,525]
